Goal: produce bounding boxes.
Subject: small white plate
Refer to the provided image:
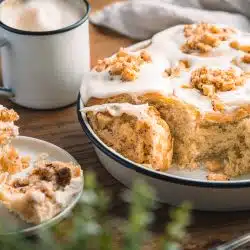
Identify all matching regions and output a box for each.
[0,136,83,235]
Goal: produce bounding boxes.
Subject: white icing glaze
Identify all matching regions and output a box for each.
[80,49,172,105]
[55,177,82,207]
[217,79,250,106]
[172,62,245,113]
[81,103,150,120]
[28,190,46,203]
[235,57,250,72]
[80,24,250,114]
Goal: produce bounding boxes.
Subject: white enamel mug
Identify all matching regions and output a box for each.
[0,0,90,109]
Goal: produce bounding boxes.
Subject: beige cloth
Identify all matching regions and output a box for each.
[90,0,250,40]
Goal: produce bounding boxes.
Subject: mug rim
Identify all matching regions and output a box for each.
[0,0,90,36]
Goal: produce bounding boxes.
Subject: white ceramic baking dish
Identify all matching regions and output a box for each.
[77,39,250,212]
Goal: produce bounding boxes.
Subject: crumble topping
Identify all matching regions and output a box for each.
[182,23,234,54]
[241,54,250,64]
[0,108,19,122]
[230,40,250,53]
[29,161,80,187]
[211,97,226,112]
[94,48,152,82]
[0,107,19,145]
[181,84,193,89]
[190,66,247,112]
[230,41,240,50]
[12,178,29,189]
[164,60,190,77]
[0,123,19,145]
[9,161,81,196]
[0,147,30,174]
[56,167,72,187]
[32,164,55,182]
[191,66,245,94]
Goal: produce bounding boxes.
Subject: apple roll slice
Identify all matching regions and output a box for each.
[82,103,173,171]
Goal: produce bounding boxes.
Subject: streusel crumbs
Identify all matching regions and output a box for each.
[211,97,226,112]
[94,48,152,82]
[190,66,247,112]
[191,66,245,94]
[242,54,250,64]
[0,147,30,174]
[182,23,234,54]
[230,40,250,53]
[164,60,190,78]
[0,108,19,122]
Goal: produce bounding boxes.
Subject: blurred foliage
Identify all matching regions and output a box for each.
[0,172,191,250]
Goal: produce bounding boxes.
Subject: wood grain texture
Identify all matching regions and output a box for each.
[1,1,250,249]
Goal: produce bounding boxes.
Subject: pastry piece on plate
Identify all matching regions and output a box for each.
[82,103,173,171]
[0,105,19,146]
[0,161,83,224]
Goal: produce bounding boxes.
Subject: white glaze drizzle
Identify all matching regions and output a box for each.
[55,177,82,207]
[81,103,150,120]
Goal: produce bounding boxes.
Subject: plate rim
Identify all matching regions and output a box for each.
[2,136,83,235]
[77,95,250,189]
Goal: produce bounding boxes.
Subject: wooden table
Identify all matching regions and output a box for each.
[2,1,250,249]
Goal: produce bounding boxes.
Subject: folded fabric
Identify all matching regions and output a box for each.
[90,0,250,40]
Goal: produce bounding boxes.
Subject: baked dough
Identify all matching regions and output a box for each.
[0,161,82,224]
[82,103,173,171]
[81,23,250,178]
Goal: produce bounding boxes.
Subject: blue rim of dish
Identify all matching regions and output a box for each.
[77,94,250,189]
[0,0,90,36]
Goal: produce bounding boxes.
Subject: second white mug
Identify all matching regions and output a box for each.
[0,0,90,109]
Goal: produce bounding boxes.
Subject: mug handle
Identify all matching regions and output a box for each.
[0,38,14,98]
[0,87,13,97]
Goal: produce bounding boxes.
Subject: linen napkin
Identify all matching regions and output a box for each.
[90,0,250,40]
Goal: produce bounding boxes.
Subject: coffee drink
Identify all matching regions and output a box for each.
[0,0,84,32]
